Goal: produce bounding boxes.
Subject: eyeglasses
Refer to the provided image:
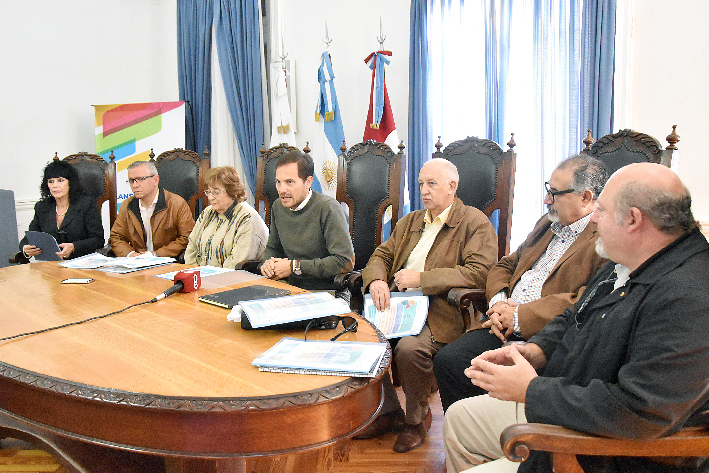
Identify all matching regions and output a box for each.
[304,316,358,341]
[545,182,575,203]
[127,175,155,185]
[204,189,225,197]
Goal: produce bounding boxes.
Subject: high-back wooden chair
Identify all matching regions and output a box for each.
[254,143,304,226]
[581,125,679,175]
[150,147,210,219]
[336,139,404,271]
[434,134,517,261]
[58,151,118,228]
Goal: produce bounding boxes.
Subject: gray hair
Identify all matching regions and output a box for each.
[127,160,158,175]
[427,158,460,184]
[614,181,698,235]
[556,154,608,200]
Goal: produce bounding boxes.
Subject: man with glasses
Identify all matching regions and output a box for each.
[434,154,608,411]
[109,161,195,258]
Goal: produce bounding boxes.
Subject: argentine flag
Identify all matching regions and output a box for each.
[311,52,345,198]
[363,51,410,238]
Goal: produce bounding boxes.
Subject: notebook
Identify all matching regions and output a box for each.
[198,284,290,309]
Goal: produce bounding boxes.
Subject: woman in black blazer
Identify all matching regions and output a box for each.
[20,160,104,260]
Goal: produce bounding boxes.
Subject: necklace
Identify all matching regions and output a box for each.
[56,206,69,217]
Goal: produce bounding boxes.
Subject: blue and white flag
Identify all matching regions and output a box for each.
[311,52,345,198]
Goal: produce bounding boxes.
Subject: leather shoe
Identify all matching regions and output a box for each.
[353,408,405,439]
[393,408,433,453]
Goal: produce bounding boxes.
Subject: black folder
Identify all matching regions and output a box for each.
[198,284,290,309]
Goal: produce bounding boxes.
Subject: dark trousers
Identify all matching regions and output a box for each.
[433,329,523,411]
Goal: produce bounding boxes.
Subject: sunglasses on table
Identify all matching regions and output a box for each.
[304,316,358,341]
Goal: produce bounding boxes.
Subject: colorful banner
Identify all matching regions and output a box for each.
[94,101,185,206]
[363,51,410,238]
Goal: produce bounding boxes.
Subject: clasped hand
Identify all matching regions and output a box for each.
[483,299,519,342]
[260,257,292,279]
[464,343,541,403]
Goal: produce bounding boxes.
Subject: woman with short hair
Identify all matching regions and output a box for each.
[185,166,268,268]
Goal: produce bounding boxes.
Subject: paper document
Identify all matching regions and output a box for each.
[59,253,175,273]
[239,292,351,329]
[24,231,62,261]
[252,337,387,377]
[363,290,428,339]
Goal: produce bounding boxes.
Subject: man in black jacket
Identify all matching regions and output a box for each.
[443,162,709,473]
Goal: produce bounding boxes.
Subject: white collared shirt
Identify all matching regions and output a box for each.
[291,189,313,211]
[403,202,454,275]
[139,192,159,252]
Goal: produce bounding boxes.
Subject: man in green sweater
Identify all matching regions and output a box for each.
[259,150,354,290]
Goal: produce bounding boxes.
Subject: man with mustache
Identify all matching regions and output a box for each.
[259,150,354,290]
[443,162,709,473]
[434,155,608,411]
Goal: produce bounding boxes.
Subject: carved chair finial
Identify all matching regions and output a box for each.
[203,145,210,159]
[304,141,311,154]
[53,152,59,161]
[340,140,347,154]
[507,133,516,150]
[108,151,116,163]
[435,136,443,153]
[398,140,405,153]
[260,143,266,156]
[666,125,680,150]
[148,149,155,162]
[583,129,595,151]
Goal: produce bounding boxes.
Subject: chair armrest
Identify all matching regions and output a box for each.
[447,288,488,325]
[96,244,115,257]
[334,270,364,314]
[235,260,262,275]
[8,252,30,265]
[501,423,709,464]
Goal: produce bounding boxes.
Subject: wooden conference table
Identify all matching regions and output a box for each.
[0,262,390,473]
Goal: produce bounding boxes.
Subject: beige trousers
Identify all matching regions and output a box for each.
[380,324,445,425]
[443,394,527,473]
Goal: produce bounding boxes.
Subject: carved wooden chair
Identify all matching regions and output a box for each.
[254,143,302,226]
[581,125,679,174]
[150,147,210,220]
[501,422,709,473]
[436,135,517,322]
[333,140,404,313]
[60,151,118,227]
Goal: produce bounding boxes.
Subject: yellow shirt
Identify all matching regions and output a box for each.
[403,202,454,275]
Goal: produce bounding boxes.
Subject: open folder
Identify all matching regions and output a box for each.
[25,231,62,261]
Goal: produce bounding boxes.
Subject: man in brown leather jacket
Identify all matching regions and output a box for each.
[109,161,194,258]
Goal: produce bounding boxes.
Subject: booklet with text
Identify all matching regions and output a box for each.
[363,290,428,339]
[238,292,351,329]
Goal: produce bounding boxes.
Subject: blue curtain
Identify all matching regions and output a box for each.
[407,0,431,212]
[213,0,264,194]
[580,0,616,140]
[177,0,213,156]
[484,0,512,146]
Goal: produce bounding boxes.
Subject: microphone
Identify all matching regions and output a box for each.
[152,270,201,302]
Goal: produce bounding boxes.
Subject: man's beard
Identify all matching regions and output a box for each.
[595,237,610,259]
[547,205,560,223]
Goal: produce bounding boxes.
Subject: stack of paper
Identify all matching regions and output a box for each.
[253,337,387,377]
[59,253,175,273]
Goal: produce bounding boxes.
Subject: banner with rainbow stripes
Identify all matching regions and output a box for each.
[94,102,185,206]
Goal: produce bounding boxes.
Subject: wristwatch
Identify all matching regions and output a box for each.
[291,260,302,275]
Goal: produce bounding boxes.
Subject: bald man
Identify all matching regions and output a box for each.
[356,158,498,453]
[443,163,709,473]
